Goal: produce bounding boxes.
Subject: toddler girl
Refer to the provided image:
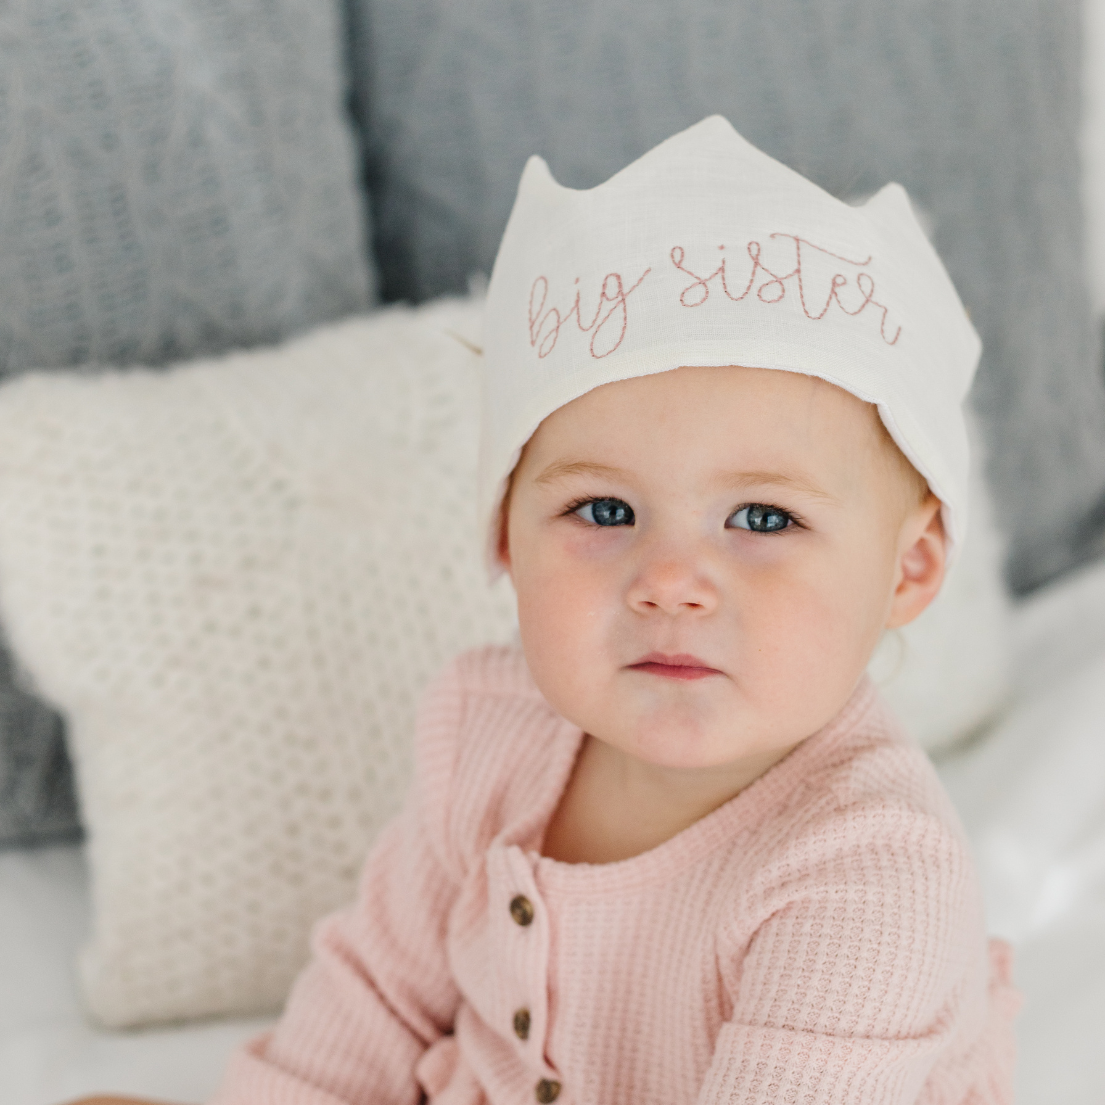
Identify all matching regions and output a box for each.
[205,116,1020,1104]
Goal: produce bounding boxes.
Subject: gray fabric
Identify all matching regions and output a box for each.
[0,0,376,848]
[0,640,80,849]
[0,0,375,373]
[350,0,1105,595]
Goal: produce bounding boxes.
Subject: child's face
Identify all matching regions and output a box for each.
[499,365,946,772]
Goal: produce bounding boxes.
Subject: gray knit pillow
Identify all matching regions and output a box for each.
[0,641,80,849]
[350,0,1105,595]
[0,0,376,847]
[0,1,374,372]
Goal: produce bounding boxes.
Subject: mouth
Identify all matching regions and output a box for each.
[627,652,723,681]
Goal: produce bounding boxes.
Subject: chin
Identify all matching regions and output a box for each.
[616,709,740,767]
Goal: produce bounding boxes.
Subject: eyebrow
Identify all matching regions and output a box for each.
[534,461,627,486]
[534,460,839,503]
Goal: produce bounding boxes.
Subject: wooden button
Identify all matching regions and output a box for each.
[513,1007,531,1040]
[510,894,535,926]
[535,1078,561,1102]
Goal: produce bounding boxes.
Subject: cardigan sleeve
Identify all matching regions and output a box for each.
[693,796,1015,1105]
[209,658,467,1105]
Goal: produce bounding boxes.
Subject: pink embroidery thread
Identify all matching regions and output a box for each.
[528,268,652,360]
[670,235,902,345]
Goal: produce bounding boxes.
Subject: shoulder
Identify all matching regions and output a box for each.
[745,682,981,925]
[721,687,991,1041]
[412,643,575,867]
[783,679,967,838]
[413,643,553,763]
[825,685,969,850]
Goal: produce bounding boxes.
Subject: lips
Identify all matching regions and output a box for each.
[628,652,722,681]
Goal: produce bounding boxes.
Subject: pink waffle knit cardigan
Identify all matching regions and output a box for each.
[211,644,1020,1105]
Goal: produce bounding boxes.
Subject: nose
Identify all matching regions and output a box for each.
[625,537,719,617]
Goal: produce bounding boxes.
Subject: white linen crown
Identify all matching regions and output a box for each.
[480,115,981,576]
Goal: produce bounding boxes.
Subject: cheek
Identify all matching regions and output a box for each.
[513,522,626,618]
[739,546,891,691]
[511,535,619,685]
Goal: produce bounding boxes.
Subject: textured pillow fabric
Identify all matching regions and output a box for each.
[0,0,376,849]
[1085,0,1105,320]
[0,650,80,849]
[0,295,1010,1027]
[0,296,517,1027]
[0,0,375,373]
[349,0,1105,595]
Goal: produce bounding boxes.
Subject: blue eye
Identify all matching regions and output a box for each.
[574,498,635,526]
[729,504,792,532]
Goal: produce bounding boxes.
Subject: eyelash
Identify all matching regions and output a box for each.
[562,495,606,517]
[560,495,805,532]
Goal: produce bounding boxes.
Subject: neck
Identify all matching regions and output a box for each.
[598,737,798,828]
[542,733,801,865]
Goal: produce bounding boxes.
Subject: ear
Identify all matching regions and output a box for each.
[885,495,948,629]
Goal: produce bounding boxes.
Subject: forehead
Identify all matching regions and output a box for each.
[519,365,885,479]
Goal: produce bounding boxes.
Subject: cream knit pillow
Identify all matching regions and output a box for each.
[0,295,517,1028]
[0,292,1008,1028]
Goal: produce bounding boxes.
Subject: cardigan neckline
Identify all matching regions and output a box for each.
[502,673,881,897]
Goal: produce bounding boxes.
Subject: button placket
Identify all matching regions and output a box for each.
[499,845,555,1075]
[505,878,541,1049]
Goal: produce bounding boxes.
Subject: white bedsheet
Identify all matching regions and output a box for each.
[3,560,1105,1105]
[0,846,271,1104]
